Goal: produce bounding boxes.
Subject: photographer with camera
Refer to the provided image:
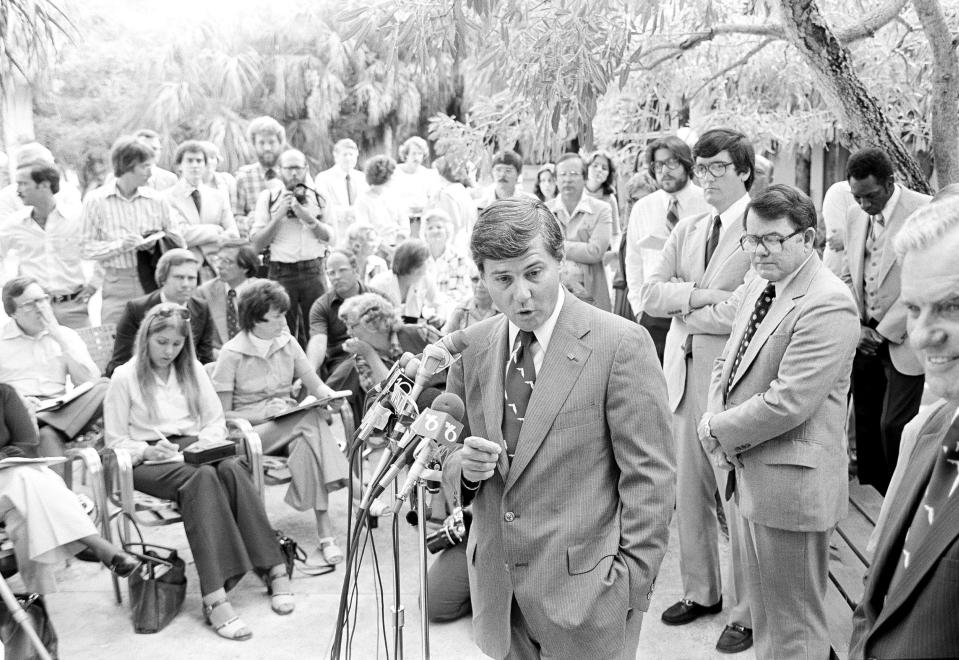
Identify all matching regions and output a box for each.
[426,502,472,623]
[251,148,332,347]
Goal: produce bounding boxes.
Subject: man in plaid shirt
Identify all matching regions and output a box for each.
[233,116,285,238]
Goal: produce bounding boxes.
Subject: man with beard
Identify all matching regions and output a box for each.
[625,135,711,362]
[476,150,536,210]
[234,116,286,238]
[640,128,755,654]
[250,149,333,347]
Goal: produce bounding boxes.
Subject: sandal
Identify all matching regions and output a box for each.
[203,598,252,641]
[266,567,295,615]
[319,537,344,565]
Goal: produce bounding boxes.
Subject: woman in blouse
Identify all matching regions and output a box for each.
[0,382,139,594]
[105,303,289,642]
[355,155,407,248]
[211,280,354,566]
[369,239,442,326]
[584,151,620,229]
[533,163,557,202]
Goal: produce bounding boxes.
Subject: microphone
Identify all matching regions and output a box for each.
[362,393,465,507]
[354,399,394,446]
[408,330,470,403]
[393,394,465,509]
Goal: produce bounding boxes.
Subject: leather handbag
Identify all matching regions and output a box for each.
[120,514,187,634]
[0,593,59,660]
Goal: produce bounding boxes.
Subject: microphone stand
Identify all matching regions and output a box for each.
[415,469,441,660]
[390,477,405,660]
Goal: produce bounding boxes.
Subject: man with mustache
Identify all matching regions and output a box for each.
[233,116,286,239]
[625,135,711,362]
[476,150,536,210]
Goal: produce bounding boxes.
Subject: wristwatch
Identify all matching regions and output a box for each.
[703,415,718,441]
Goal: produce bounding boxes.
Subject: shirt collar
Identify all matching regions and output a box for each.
[712,193,751,229]
[230,329,295,357]
[879,184,902,220]
[772,251,816,296]
[0,318,46,341]
[507,286,565,355]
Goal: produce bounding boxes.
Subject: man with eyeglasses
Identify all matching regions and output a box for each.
[697,184,859,659]
[0,276,105,468]
[105,248,216,376]
[306,248,385,378]
[640,128,755,654]
[840,148,931,494]
[251,148,333,348]
[625,135,711,362]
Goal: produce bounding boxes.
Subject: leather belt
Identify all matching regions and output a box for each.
[49,289,84,304]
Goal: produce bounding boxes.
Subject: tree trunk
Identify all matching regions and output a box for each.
[913,0,959,187]
[775,0,932,194]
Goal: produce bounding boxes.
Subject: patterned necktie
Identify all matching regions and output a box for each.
[869,212,885,242]
[190,188,202,215]
[346,173,356,206]
[705,215,722,266]
[888,418,959,591]
[665,196,679,232]
[226,288,239,339]
[502,330,537,461]
[725,282,777,400]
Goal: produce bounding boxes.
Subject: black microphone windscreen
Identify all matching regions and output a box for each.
[414,386,442,411]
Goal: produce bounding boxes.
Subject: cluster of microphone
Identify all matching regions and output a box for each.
[356,330,471,516]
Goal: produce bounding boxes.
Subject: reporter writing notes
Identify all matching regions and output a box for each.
[443,199,675,660]
[104,303,291,642]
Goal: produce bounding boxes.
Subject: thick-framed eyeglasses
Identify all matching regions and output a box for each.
[652,158,682,173]
[280,165,306,172]
[739,230,803,253]
[693,161,736,179]
[17,295,50,312]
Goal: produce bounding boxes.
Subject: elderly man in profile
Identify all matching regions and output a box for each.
[849,198,959,659]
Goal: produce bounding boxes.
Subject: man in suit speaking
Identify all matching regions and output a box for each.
[698,185,860,658]
[849,198,959,659]
[443,198,675,660]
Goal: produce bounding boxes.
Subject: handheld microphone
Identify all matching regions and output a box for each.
[408,330,470,403]
[393,394,465,509]
[354,399,394,446]
[362,392,465,507]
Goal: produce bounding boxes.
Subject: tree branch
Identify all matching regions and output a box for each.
[687,38,775,99]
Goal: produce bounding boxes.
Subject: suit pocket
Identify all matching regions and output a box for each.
[758,438,820,468]
[938,558,959,584]
[567,534,619,575]
[553,403,603,431]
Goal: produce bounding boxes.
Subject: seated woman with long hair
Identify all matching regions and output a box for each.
[0,382,140,593]
[211,280,353,566]
[104,303,290,642]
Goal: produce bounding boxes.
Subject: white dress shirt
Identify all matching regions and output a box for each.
[506,286,565,374]
[0,206,88,295]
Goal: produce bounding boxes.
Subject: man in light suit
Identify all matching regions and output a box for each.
[699,185,860,659]
[444,198,675,660]
[165,140,240,282]
[194,241,260,349]
[841,147,931,493]
[849,199,959,659]
[315,138,368,246]
[640,127,754,653]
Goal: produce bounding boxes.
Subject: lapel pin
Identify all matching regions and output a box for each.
[567,353,577,361]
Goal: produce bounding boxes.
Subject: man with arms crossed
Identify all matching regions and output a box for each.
[640,128,755,653]
[700,185,859,658]
[444,198,675,660]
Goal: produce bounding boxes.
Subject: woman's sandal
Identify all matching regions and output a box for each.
[319,537,344,565]
[266,568,295,615]
[203,598,252,641]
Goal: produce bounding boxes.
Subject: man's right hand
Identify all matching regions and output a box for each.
[460,436,502,483]
[271,191,293,222]
[143,439,180,462]
[858,325,884,355]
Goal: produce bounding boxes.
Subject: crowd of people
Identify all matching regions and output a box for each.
[0,114,955,659]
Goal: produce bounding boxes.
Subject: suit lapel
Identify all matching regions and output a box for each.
[477,316,510,481]
[846,210,869,301]
[877,202,908,283]
[684,216,708,283]
[870,407,959,631]
[505,297,590,492]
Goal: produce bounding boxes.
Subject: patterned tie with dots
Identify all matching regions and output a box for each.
[888,418,959,592]
[502,330,537,462]
[226,288,240,339]
[665,196,679,232]
[725,282,777,401]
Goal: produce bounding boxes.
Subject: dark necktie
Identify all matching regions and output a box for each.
[190,188,202,216]
[665,196,679,232]
[502,330,537,462]
[888,418,959,592]
[725,282,777,401]
[226,288,239,339]
[346,173,356,206]
[705,215,722,266]
[265,168,277,181]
